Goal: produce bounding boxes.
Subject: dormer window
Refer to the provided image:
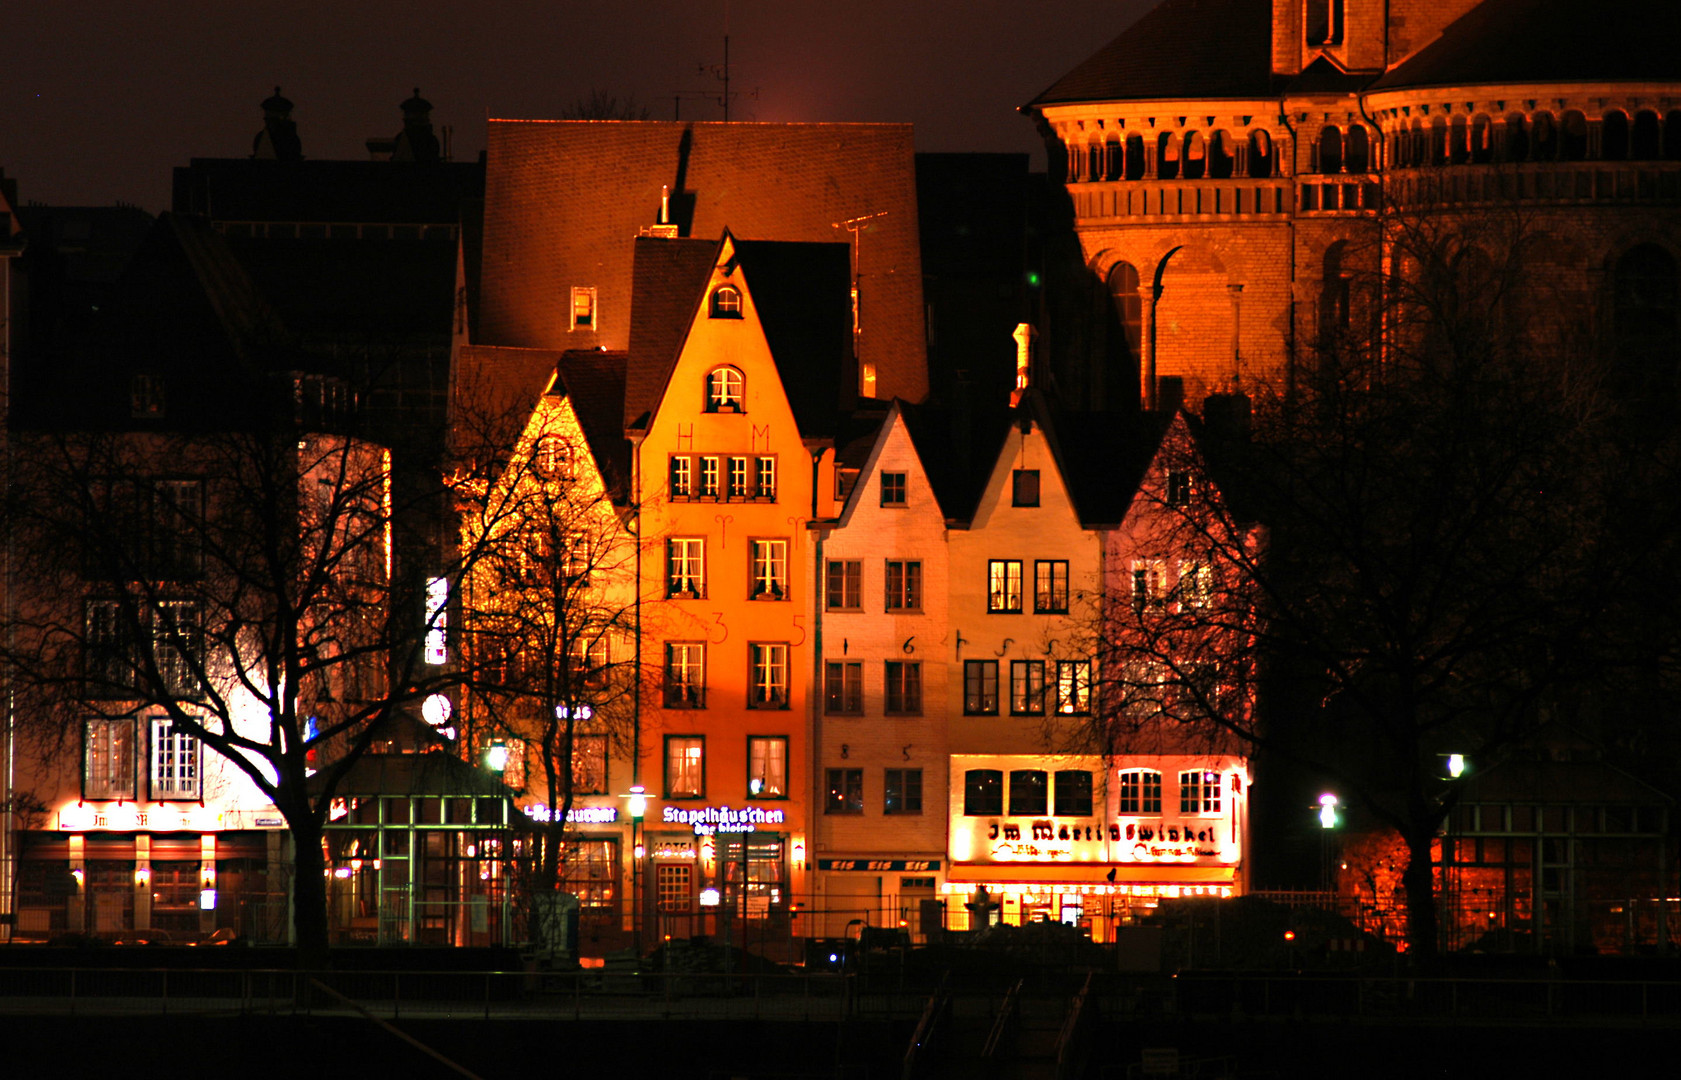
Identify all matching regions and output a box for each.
[710,285,743,318]
[571,287,597,330]
[706,366,745,412]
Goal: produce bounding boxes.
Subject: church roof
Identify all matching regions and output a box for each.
[1371,0,1681,91]
[1027,0,1277,107]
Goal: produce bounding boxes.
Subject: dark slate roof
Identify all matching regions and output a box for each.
[900,400,1015,524]
[734,239,853,442]
[308,752,518,798]
[625,237,716,430]
[1027,0,1277,107]
[1051,407,1173,527]
[451,344,570,464]
[172,158,484,224]
[226,233,456,339]
[1371,0,1681,90]
[554,349,631,501]
[1285,55,1377,95]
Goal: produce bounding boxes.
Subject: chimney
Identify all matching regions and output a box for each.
[252,87,303,162]
[1009,322,1037,407]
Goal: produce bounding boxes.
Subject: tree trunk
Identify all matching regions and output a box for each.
[1400,827,1439,961]
[287,814,331,970]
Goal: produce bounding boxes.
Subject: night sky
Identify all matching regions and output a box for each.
[4,0,1155,213]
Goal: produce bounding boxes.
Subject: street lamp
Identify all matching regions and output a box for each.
[622,785,646,957]
[484,739,509,773]
[1317,794,1340,893]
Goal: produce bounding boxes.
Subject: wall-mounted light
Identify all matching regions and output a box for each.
[135,867,152,887]
[1446,754,1467,779]
[485,740,509,773]
[624,785,647,821]
[698,888,721,908]
[790,836,806,871]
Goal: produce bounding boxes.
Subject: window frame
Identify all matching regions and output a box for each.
[1034,560,1069,614]
[748,642,790,710]
[1054,770,1095,817]
[570,286,597,330]
[884,559,922,613]
[988,560,1024,613]
[824,660,863,715]
[705,366,746,413]
[664,735,705,799]
[964,659,999,716]
[1179,770,1224,815]
[1011,469,1041,507]
[1119,769,1163,815]
[747,736,788,799]
[150,716,201,800]
[572,734,609,794]
[825,767,864,815]
[666,538,706,599]
[963,769,1004,816]
[883,660,922,716]
[663,642,706,709]
[85,716,137,800]
[749,539,789,601]
[668,455,693,500]
[884,768,923,815]
[1010,659,1046,715]
[710,285,744,318]
[825,559,863,611]
[1055,659,1092,716]
[879,471,907,507]
[1008,769,1049,816]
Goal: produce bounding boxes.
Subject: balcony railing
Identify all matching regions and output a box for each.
[1068,178,1294,221]
[1388,161,1681,208]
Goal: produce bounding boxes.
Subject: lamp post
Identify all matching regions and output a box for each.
[1317,794,1340,893]
[624,785,646,958]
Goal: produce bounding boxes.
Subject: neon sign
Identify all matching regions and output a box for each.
[662,805,786,835]
[523,804,619,824]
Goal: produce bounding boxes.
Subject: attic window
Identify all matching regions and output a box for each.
[706,366,745,412]
[710,286,743,318]
[131,373,166,419]
[571,287,597,330]
[535,435,574,480]
[1012,470,1041,507]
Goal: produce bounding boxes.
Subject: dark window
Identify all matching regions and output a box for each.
[1166,469,1192,506]
[1632,110,1662,160]
[884,769,923,815]
[1008,770,1048,816]
[884,661,922,715]
[964,660,999,715]
[1034,561,1069,614]
[824,661,862,714]
[964,769,1003,816]
[1560,110,1588,161]
[826,560,862,610]
[1305,0,1344,46]
[1318,125,1342,174]
[1010,659,1045,715]
[825,768,863,814]
[880,472,907,507]
[885,560,922,611]
[664,643,705,708]
[1156,132,1179,181]
[1011,470,1040,507]
[1346,125,1369,172]
[1108,261,1142,368]
[1055,771,1094,816]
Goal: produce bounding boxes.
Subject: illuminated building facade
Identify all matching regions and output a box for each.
[1024,0,1681,413]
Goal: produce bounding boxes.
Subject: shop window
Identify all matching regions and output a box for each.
[1180,770,1224,814]
[825,661,863,714]
[825,768,863,814]
[885,560,922,611]
[884,661,922,715]
[988,560,1023,613]
[1119,769,1162,814]
[880,471,907,507]
[748,643,790,709]
[964,769,1003,816]
[562,840,617,907]
[1055,771,1094,816]
[1010,660,1045,715]
[710,285,743,318]
[706,366,745,412]
[884,768,922,815]
[665,736,704,798]
[85,716,137,799]
[750,540,788,601]
[826,559,862,610]
[150,717,200,799]
[1012,469,1040,507]
[1009,770,1048,816]
[748,736,787,798]
[1034,560,1069,613]
[663,643,706,708]
[964,660,999,715]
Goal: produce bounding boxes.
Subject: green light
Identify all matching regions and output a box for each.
[1026,271,1041,287]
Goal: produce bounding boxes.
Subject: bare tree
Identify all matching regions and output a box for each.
[560,90,652,121]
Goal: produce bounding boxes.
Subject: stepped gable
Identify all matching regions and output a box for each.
[1372,0,1681,90]
[1026,0,1276,107]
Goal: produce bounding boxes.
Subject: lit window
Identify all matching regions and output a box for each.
[988,560,1023,613]
[151,717,200,799]
[131,373,166,419]
[698,456,721,499]
[1009,770,1048,816]
[1178,563,1213,610]
[535,436,573,480]
[710,285,743,318]
[1034,560,1069,614]
[750,540,788,600]
[1012,470,1040,507]
[153,601,202,697]
[1180,770,1224,814]
[706,367,745,412]
[749,643,789,709]
[824,661,862,714]
[748,736,787,798]
[880,472,907,507]
[755,457,777,500]
[727,456,750,499]
[669,456,693,499]
[664,643,706,708]
[964,659,999,715]
[1131,559,1166,613]
[885,560,921,612]
[964,769,1003,816]
[568,634,609,688]
[1055,660,1091,715]
[561,840,616,907]
[1010,659,1045,715]
[85,717,136,799]
[571,287,597,330]
[1119,770,1162,815]
[667,538,705,598]
[1055,771,1094,816]
[825,768,863,815]
[884,661,921,715]
[885,768,922,815]
[826,560,862,610]
[572,735,608,794]
[665,736,705,798]
[85,600,135,692]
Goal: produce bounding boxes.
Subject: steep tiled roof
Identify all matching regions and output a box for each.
[1286,56,1376,96]
[554,349,631,501]
[1052,407,1174,527]
[624,237,716,430]
[451,344,570,461]
[1027,0,1277,107]
[227,234,456,339]
[734,239,853,442]
[172,159,484,224]
[1372,0,1681,90]
[479,121,927,405]
[899,400,1015,524]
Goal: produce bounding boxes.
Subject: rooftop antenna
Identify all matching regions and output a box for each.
[674,0,758,121]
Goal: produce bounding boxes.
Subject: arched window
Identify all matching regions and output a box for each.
[1560,110,1588,161]
[1088,138,1104,183]
[1319,125,1343,174]
[1209,130,1235,179]
[1470,115,1492,164]
[1320,241,1351,339]
[1182,131,1206,180]
[709,285,743,318]
[1392,124,1410,167]
[534,435,573,480]
[1449,115,1469,165]
[705,366,745,412]
[1104,135,1123,181]
[1065,139,1082,182]
[1531,112,1557,160]
[1430,117,1449,166]
[1157,133,1180,180]
[1346,125,1369,172]
[1412,120,1427,166]
[1612,244,1680,404]
[1125,134,1147,180]
[1602,111,1630,161]
[1631,110,1661,160]
[1107,261,1143,368]
[1503,113,1529,162]
[1247,129,1272,178]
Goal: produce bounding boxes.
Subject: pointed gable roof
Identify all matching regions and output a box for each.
[1054,408,1176,528]
[625,237,716,430]
[899,399,1015,524]
[553,349,630,501]
[1027,0,1277,108]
